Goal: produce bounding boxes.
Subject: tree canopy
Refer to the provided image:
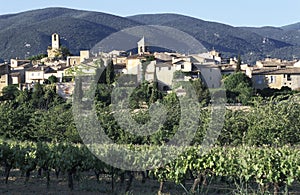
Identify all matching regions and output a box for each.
[224,72,253,105]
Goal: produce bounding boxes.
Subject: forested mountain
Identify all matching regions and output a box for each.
[0,8,140,62]
[1,8,300,63]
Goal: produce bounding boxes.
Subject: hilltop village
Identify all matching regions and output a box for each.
[1,34,300,195]
[1,33,300,97]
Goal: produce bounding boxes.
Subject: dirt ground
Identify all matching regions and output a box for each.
[0,169,184,195]
[1,169,300,194]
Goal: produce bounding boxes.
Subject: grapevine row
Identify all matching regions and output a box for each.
[0,140,299,194]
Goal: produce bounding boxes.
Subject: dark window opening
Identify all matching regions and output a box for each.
[163,86,169,91]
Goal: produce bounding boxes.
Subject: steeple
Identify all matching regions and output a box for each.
[137,36,146,55]
[52,33,60,50]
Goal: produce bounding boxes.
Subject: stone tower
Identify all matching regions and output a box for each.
[47,33,61,58]
[137,37,146,55]
[52,33,60,50]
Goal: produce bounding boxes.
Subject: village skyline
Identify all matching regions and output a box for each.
[0,4,300,194]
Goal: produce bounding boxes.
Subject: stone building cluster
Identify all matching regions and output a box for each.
[0,33,90,94]
[1,33,300,97]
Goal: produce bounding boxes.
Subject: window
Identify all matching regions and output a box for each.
[159,67,161,71]
[54,34,57,41]
[168,67,171,70]
[32,73,34,76]
[287,74,291,81]
[181,65,184,69]
[269,76,275,83]
[256,77,262,84]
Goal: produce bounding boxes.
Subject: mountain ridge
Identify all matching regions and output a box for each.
[0,7,299,63]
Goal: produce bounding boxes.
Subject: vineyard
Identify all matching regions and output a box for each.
[0,140,299,194]
[0,69,300,194]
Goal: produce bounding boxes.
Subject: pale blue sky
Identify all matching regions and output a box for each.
[0,0,300,27]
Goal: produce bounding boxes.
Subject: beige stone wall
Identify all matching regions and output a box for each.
[12,76,20,85]
[10,59,19,68]
[114,57,127,64]
[47,48,61,58]
[25,71,44,84]
[268,75,283,89]
[291,75,300,90]
[0,74,9,94]
[253,74,300,90]
[67,56,81,66]
[175,62,192,72]
[156,65,176,89]
[144,62,155,81]
[126,59,141,75]
[80,50,90,62]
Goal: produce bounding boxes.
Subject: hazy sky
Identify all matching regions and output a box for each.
[1,0,300,27]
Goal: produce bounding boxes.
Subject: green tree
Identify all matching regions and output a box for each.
[31,103,79,142]
[235,54,242,72]
[27,54,47,61]
[224,72,253,105]
[149,82,159,104]
[0,102,34,140]
[246,96,300,146]
[106,60,115,84]
[31,83,45,109]
[16,89,31,104]
[1,85,20,101]
[95,84,112,106]
[149,70,162,104]
[43,85,59,109]
[60,46,71,59]
[48,75,58,84]
[190,78,210,104]
[73,76,83,103]
[218,109,248,146]
[94,59,106,84]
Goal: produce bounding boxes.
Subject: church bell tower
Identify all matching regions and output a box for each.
[138,37,146,55]
[52,33,60,49]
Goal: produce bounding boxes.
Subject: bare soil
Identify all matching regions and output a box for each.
[1,169,300,194]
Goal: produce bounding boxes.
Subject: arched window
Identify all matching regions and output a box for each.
[140,46,143,53]
[54,34,57,41]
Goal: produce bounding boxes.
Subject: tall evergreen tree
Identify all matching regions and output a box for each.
[106,59,115,84]
[235,54,242,72]
[74,76,83,103]
[149,69,160,104]
[32,82,45,109]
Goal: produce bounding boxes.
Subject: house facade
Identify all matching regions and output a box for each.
[252,68,300,90]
